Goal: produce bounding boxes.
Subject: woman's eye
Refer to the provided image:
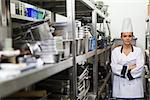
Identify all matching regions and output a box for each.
[123,35,132,37]
[128,35,132,37]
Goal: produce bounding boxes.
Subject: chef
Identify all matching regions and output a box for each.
[111,18,144,100]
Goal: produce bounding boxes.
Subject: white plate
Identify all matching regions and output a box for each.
[0,63,27,70]
[0,70,21,80]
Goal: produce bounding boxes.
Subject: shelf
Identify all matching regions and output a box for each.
[76,46,111,63]
[17,0,106,19]
[0,46,111,98]
[97,46,111,55]
[0,57,73,98]
[76,50,95,63]
[11,14,41,22]
[7,0,110,99]
[79,0,106,18]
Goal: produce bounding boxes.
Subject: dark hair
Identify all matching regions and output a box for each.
[121,32,134,37]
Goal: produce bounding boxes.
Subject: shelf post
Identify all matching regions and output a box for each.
[0,0,12,50]
[92,9,98,95]
[66,0,77,99]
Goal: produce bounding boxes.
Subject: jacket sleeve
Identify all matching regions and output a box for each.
[130,49,144,78]
[111,50,128,77]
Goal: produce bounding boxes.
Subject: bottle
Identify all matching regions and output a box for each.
[15,2,19,15]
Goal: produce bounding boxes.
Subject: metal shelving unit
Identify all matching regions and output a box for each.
[145,17,150,68]
[76,50,95,63]
[97,46,111,55]
[0,48,110,98]
[0,0,111,99]
[76,47,111,64]
[145,17,150,100]
[0,57,73,98]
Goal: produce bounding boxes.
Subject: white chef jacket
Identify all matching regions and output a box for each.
[111,46,144,98]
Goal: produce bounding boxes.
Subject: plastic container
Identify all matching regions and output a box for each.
[37,10,44,19]
[88,36,96,51]
[26,8,38,18]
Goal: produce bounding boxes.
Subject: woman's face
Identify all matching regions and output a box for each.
[121,32,133,45]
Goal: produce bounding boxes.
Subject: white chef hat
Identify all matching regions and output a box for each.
[121,18,133,33]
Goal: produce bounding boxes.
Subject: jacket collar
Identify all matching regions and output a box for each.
[120,45,134,53]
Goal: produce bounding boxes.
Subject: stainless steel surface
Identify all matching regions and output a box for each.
[98,71,111,96]
[96,8,105,18]
[0,57,73,98]
[0,45,111,98]
[77,80,90,100]
[41,54,60,63]
[0,0,12,49]
[79,0,95,9]
[145,17,150,50]
[73,47,108,66]
[53,22,68,38]
[145,17,150,100]
[26,42,41,55]
[76,47,111,64]
[87,93,97,100]
[31,22,53,41]
[3,0,110,99]
[6,0,12,38]
[78,68,88,81]
[92,10,98,95]
[15,0,105,19]
[76,65,90,100]
[80,0,105,18]
[97,46,111,55]
[66,0,77,99]
[76,50,95,63]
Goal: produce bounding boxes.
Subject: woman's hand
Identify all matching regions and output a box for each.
[128,64,136,70]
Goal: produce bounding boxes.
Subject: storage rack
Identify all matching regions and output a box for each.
[145,17,150,72]
[145,17,150,100]
[145,19,150,67]
[0,0,111,99]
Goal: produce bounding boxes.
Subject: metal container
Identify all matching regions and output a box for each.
[41,53,60,63]
[53,22,72,39]
[30,22,53,41]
